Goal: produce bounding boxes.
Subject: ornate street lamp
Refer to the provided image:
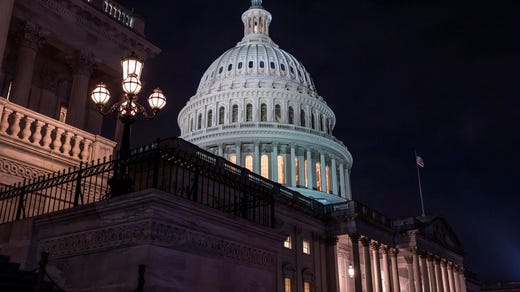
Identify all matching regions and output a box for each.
[91,52,166,196]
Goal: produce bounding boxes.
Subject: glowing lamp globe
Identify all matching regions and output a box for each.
[90,83,111,106]
[121,52,144,80]
[148,88,167,111]
[122,74,142,95]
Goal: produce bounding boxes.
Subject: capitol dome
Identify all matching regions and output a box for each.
[178,0,353,203]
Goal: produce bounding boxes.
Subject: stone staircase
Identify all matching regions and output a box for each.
[0,254,61,292]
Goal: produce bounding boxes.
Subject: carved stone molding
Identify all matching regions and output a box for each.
[39,221,276,268]
[388,247,399,256]
[369,240,380,250]
[0,156,48,180]
[16,21,44,50]
[359,236,370,247]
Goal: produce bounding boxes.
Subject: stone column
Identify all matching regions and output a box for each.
[306,149,314,189]
[331,156,338,195]
[67,52,95,129]
[360,237,373,292]
[290,143,296,187]
[412,250,422,292]
[389,248,400,292]
[217,144,223,156]
[350,234,363,292]
[381,246,392,292]
[453,266,460,292]
[0,0,15,87]
[404,256,415,292]
[326,236,340,292]
[434,257,443,292]
[458,268,467,292]
[272,142,278,182]
[320,152,327,193]
[11,22,42,107]
[441,260,449,292]
[346,167,352,200]
[253,141,260,173]
[371,241,383,292]
[339,163,346,197]
[420,253,431,292]
[427,255,437,292]
[447,263,455,292]
[236,143,242,166]
[298,153,305,187]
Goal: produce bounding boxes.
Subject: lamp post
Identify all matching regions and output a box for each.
[90,52,166,196]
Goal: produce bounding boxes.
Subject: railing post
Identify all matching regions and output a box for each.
[136,264,145,292]
[152,146,160,189]
[73,162,83,206]
[34,251,49,292]
[15,180,26,221]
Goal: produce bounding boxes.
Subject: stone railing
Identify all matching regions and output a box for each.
[84,0,135,28]
[0,97,116,163]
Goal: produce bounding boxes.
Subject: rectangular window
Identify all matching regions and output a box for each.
[284,236,292,249]
[284,277,292,292]
[304,281,311,292]
[303,240,311,255]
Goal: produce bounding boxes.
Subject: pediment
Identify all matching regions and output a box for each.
[419,217,463,252]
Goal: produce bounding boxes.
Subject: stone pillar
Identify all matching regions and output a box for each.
[331,156,338,195]
[236,143,242,166]
[350,234,363,292]
[427,255,437,292]
[434,257,443,292]
[320,152,327,193]
[441,260,449,292]
[0,0,15,87]
[217,144,223,156]
[371,241,383,292]
[11,22,42,107]
[412,251,422,292]
[389,248,400,292]
[360,237,373,292]
[306,149,314,189]
[420,253,431,292]
[405,256,415,292]
[346,167,352,199]
[326,236,340,292]
[67,52,95,129]
[339,163,346,198]
[272,142,278,182]
[453,266,461,292]
[458,268,467,292]
[290,143,296,187]
[447,263,455,292]
[253,141,260,173]
[381,247,392,292]
[298,153,305,187]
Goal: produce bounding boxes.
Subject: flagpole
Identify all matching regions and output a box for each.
[415,150,426,217]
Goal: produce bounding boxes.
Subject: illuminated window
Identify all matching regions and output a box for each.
[288,106,294,124]
[261,154,269,178]
[304,159,308,188]
[261,103,267,121]
[295,158,299,186]
[59,104,68,123]
[316,162,321,191]
[326,165,331,194]
[229,154,237,164]
[300,109,306,127]
[304,281,311,292]
[275,104,281,122]
[303,240,311,255]
[232,105,238,122]
[245,154,253,171]
[219,107,225,125]
[197,113,202,130]
[277,155,285,184]
[207,110,213,127]
[246,103,253,122]
[284,236,292,249]
[284,277,292,292]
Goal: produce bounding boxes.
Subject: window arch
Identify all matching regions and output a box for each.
[232,105,238,123]
[219,107,225,125]
[207,110,213,127]
[261,103,267,122]
[261,154,269,178]
[277,155,285,184]
[245,154,253,171]
[288,107,294,124]
[300,110,306,127]
[275,104,281,122]
[246,103,253,122]
[197,113,202,130]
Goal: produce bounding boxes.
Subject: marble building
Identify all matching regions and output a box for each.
[0,0,474,291]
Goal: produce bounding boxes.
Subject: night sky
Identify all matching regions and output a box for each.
[115,0,520,281]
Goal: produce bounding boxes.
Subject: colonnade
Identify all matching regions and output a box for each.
[210,142,352,199]
[340,235,466,292]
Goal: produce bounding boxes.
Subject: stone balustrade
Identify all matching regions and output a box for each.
[0,97,116,163]
[83,0,135,28]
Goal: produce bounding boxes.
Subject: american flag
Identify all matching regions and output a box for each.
[416,155,425,168]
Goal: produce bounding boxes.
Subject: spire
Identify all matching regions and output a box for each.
[251,0,263,8]
[240,0,273,44]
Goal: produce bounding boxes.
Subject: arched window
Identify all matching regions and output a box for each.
[300,110,306,127]
[326,165,331,194]
[207,110,213,127]
[197,113,202,130]
[261,154,269,178]
[288,107,294,124]
[245,154,253,171]
[246,103,253,122]
[277,155,285,184]
[190,117,193,131]
[316,162,321,191]
[261,103,267,121]
[229,154,237,164]
[319,115,324,131]
[311,113,315,129]
[219,107,225,125]
[232,105,238,123]
[275,104,281,122]
[295,157,300,186]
